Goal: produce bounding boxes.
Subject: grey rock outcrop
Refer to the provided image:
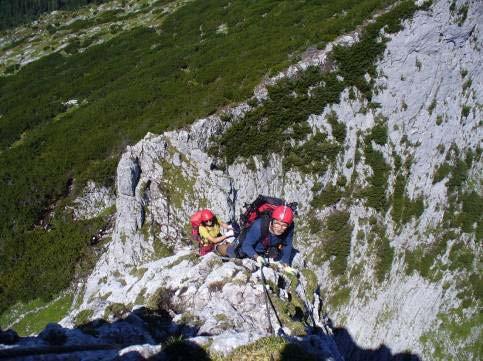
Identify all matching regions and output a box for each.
[71,181,115,221]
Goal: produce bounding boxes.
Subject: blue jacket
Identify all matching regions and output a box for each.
[241,217,294,265]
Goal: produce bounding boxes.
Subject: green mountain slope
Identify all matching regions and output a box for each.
[0,0,400,314]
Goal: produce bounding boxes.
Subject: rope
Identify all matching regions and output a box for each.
[296,275,317,329]
[260,264,275,335]
[260,262,285,335]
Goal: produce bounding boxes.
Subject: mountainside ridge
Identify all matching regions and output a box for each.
[59,0,481,359]
[0,0,481,360]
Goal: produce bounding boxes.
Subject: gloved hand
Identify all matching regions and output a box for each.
[224,229,234,237]
[283,265,299,276]
[256,255,269,267]
[270,261,284,271]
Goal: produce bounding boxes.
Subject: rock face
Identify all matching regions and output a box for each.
[2,252,341,360]
[71,181,115,221]
[4,0,478,360]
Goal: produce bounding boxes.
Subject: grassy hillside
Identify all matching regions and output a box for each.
[0,0,401,315]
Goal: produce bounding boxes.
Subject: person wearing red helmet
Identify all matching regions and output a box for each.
[218,205,296,273]
[198,209,232,255]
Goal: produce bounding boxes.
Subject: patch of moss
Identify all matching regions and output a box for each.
[166,252,199,268]
[421,308,482,360]
[135,288,147,305]
[130,267,148,278]
[147,287,175,312]
[158,157,195,210]
[440,150,481,239]
[74,309,94,327]
[99,292,112,301]
[163,336,211,361]
[462,79,472,92]
[103,302,130,320]
[153,240,175,260]
[220,336,317,361]
[301,269,318,304]
[180,312,203,328]
[327,287,350,309]
[461,105,471,118]
[456,4,469,26]
[428,98,437,115]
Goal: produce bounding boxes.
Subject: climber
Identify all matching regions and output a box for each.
[217,205,298,275]
[197,209,233,256]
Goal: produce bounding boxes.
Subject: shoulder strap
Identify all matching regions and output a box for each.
[260,215,271,249]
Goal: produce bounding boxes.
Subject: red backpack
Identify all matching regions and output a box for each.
[190,210,216,256]
[239,195,297,230]
[190,210,203,243]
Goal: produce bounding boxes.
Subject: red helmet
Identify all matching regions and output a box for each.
[201,209,215,222]
[272,205,294,225]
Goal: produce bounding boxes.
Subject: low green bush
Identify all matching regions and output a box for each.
[392,174,425,225]
[0,211,109,314]
[371,224,394,283]
[363,141,390,211]
[405,239,446,281]
[433,163,452,183]
[311,184,344,208]
[326,111,346,143]
[312,211,353,275]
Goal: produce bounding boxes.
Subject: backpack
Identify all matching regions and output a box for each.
[234,195,297,256]
[190,210,215,256]
[190,210,203,243]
